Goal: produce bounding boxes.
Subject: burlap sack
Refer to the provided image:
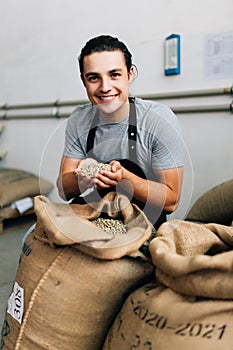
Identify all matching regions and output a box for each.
[33,192,153,260]
[103,282,233,350]
[1,194,154,350]
[1,232,154,350]
[0,168,53,207]
[149,220,233,299]
[185,179,233,225]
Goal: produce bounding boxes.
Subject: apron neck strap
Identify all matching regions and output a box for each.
[128,97,137,163]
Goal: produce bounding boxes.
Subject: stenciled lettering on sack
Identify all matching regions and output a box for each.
[105,312,152,350]
[130,296,227,341]
[7,281,24,324]
[0,319,11,350]
[22,242,32,256]
[129,334,152,350]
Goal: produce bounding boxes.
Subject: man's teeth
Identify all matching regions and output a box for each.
[100,96,115,101]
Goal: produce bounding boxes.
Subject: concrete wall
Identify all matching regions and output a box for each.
[0,0,232,219]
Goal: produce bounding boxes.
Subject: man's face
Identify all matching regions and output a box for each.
[81,50,134,121]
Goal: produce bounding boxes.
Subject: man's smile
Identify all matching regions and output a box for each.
[97,94,118,103]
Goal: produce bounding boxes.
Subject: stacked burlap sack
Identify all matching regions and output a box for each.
[103,220,233,350]
[185,178,233,225]
[0,192,155,350]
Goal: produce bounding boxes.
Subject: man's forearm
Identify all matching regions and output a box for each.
[120,167,180,212]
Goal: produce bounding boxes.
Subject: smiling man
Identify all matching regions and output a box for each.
[56,35,184,229]
[81,50,134,119]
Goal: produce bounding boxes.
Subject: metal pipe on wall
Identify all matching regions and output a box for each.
[0,113,69,120]
[0,99,88,111]
[140,86,233,100]
[173,103,233,113]
[0,103,232,120]
[0,86,232,112]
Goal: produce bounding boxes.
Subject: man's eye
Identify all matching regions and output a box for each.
[88,76,98,82]
[111,73,121,78]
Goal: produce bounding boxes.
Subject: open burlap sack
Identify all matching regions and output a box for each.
[33,192,153,260]
[148,220,233,299]
[1,193,154,350]
[103,282,233,350]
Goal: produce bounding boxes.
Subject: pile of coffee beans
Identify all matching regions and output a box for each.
[78,163,111,178]
[91,217,127,234]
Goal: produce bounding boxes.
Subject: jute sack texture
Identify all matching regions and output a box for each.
[0,168,53,208]
[1,193,154,350]
[103,282,233,350]
[33,192,153,260]
[149,220,233,299]
[102,220,233,350]
[185,179,233,225]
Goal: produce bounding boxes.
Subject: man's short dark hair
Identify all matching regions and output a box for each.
[78,35,133,75]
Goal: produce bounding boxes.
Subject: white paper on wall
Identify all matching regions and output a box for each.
[204,30,233,79]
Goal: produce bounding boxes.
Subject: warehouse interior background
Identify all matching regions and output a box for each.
[0,0,232,220]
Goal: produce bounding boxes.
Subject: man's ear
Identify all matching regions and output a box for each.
[128,66,134,83]
[80,73,86,87]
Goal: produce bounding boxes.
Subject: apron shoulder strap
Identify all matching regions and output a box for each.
[128,97,137,163]
[86,109,99,155]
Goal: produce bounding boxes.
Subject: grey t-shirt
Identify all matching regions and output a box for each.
[63,97,184,179]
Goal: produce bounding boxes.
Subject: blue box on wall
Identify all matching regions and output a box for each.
[164,33,181,76]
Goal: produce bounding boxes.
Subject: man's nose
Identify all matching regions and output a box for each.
[100,77,112,92]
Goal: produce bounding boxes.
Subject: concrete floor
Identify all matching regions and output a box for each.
[0,215,36,329]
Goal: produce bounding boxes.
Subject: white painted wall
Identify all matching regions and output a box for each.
[0,0,232,219]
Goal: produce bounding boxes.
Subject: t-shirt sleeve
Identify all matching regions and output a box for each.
[63,113,87,159]
[151,106,184,170]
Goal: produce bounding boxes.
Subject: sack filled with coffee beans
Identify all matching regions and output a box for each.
[33,191,153,260]
[103,282,233,350]
[149,220,233,299]
[1,192,154,350]
[103,220,233,350]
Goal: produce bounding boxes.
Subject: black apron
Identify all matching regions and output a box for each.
[72,98,166,230]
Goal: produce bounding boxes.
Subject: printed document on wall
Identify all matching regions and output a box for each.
[204,30,233,79]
